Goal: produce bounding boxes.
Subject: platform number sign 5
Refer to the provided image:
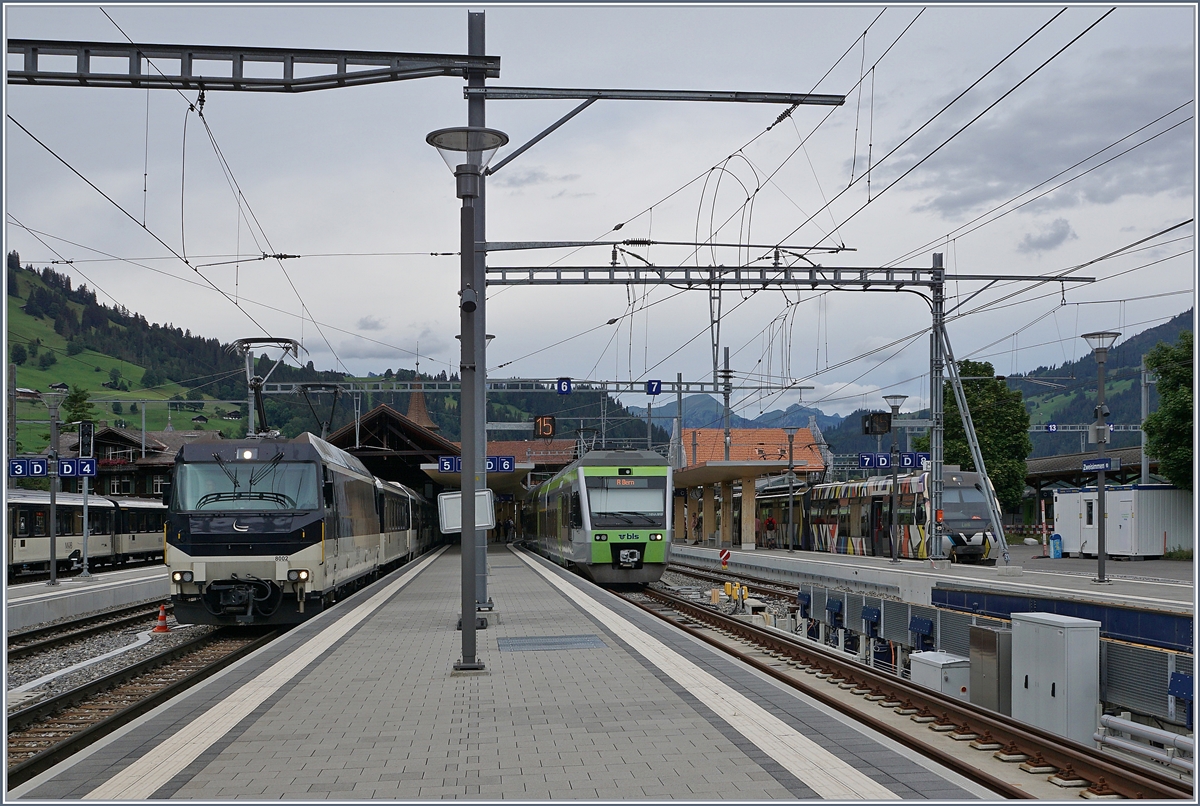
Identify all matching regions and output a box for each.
[645,379,662,396]
[556,377,572,395]
[534,415,556,438]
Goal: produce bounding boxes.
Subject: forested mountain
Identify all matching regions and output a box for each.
[7,255,666,444]
[816,309,1192,459]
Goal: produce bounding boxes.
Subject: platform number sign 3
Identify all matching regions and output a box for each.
[534,415,556,439]
[556,377,572,395]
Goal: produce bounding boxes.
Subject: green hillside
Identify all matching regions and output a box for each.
[7,268,244,451]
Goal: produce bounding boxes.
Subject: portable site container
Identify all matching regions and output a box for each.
[1053,484,1192,558]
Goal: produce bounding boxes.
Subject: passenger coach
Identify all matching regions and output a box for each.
[7,489,166,579]
[807,468,1000,563]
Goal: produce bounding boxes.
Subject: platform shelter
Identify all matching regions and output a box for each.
[674,427,825,551]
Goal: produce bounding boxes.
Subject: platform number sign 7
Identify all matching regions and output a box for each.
[556,378,572,395]
[645,379,662,395]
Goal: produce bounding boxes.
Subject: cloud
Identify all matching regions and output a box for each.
[356,315,386,331]
[1017,218,1077,253]
[489,168,581,188]
[881,45,1194,220]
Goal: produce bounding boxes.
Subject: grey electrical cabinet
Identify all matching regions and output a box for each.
[910,651,970,701]
[969,625,1011,716]
[1010,612,1100,745]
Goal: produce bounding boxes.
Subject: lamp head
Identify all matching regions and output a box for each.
[882,393,907,412]
[782,426,800,438]
[1082,331,1120,355]
[426,126,509,172]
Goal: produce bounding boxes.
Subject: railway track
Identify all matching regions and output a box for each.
[7,602,169,660]
[624,585,1191,800]
[6,628,278,789]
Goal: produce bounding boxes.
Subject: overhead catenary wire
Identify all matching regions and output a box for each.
[5,218,458,372]
[6,114,271,337]
[883,103,1194,268]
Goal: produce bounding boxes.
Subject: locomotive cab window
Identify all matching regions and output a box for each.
[585,476,666,528]
[174,460,321,511]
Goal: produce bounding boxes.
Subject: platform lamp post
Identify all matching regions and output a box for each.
[42,390,65,586]
[1082,330,1119,585]
[782,426,799,552]
[883,394,907,564]
[427,126,508,671]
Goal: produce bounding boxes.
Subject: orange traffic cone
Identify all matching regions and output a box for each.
[152,604,170,633]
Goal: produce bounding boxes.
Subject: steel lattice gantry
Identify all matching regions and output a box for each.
[487,258,1095,560]
[6,39,499,91]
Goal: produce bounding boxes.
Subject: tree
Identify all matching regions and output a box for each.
[112,401,124,415]
[37,351,57,369]
[10,343,26,365]
[1143,330,1193,490]
[109,367,122,385]
[915,359,1032,511]
[61,385,97,424]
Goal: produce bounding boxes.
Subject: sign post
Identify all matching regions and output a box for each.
[79,422,94,578]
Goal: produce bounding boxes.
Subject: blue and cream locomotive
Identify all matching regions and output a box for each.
[165,432,438,626]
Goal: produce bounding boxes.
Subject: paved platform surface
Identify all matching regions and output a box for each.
[11,544,993,801]
[5,566,168,631]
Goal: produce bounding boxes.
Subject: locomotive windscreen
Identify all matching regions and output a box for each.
[941,485,990,524]
[585,477,666,527]
[174,460,321,512]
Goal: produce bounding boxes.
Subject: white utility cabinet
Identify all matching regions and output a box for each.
[1010,612,1100,745]
[909,651,970,701]
[1053,484,1192,558]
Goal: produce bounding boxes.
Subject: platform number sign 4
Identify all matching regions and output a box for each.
[534,415,556,438]
[645,379,662,396]
[556,377,572,395]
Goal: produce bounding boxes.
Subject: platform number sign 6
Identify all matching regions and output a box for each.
[645,379,662,396]
[556,377,572,395]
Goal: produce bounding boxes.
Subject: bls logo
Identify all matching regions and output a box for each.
[618,533,637,540]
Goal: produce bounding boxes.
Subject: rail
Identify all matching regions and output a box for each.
[639,587,1193,799]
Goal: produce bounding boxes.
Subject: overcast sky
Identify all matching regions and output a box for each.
[4,3,1196,419]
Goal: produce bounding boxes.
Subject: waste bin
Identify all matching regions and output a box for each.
[1049,533,1063,559]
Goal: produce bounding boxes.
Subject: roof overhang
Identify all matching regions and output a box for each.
[421,463,535,498]
[675,460,806,488]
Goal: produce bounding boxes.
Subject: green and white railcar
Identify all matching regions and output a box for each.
[525,450,672,585]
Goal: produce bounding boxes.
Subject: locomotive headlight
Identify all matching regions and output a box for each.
[171,570,194,583]
[287,569,311,582]
[649,533,664,541]
[594,533,608,542]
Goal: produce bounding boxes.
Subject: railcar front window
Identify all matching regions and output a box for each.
[175,462,321,511]
[586,479,666,528]
[941,486,990,524]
